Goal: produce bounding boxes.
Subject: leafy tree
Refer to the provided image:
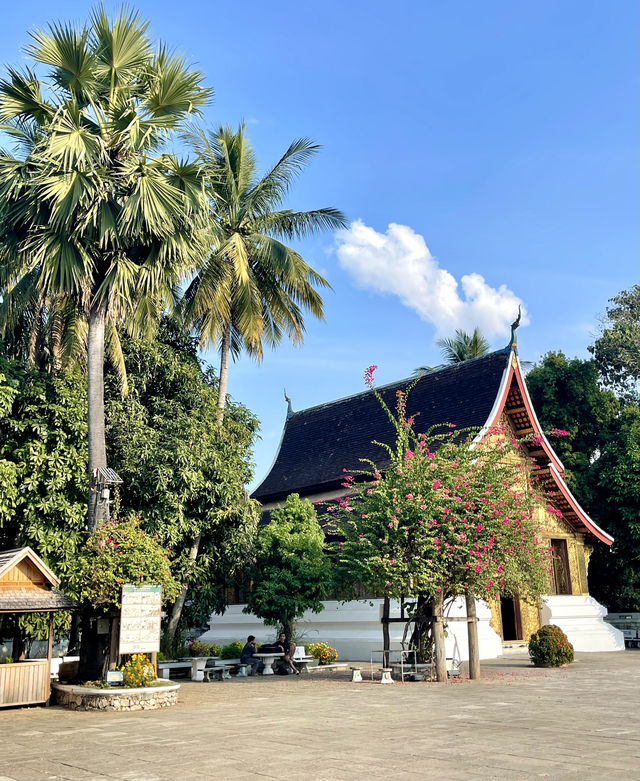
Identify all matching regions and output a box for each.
[0,354,87,655]
[245,493,331,640]
[590,285,640,400]
[105,322,259,648]
[0,7,211,530]
[182,123,347,426]
[0,355,87,575]
[329,367,552,680]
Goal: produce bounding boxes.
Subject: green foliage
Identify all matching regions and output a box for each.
[121,653,156,688]
[220,641,244,659]
[106,324,259,623]
[188,641,221,657]
[329,369,552,604]
[528,625,574,667]
[245,494,332,636]
[75,515,180,610]
[591,285,640,400]
[0,354,86,597]
[1,656,13,664]
[306,641,338,664]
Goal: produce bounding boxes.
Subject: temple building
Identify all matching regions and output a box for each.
[200,341,624,659]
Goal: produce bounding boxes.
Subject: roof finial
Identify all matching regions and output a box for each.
[508,305,521,352]
[284,388,294,419]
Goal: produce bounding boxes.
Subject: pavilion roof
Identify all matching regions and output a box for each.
[252,350,510,504]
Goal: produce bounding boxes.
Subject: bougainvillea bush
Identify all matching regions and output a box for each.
[528,625,574,667]
[328,366,553,607]
[75,514,181,610]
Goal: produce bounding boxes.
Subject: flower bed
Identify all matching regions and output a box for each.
[52,681,179,711]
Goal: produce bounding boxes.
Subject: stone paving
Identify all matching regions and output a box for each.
[0,651,638,781]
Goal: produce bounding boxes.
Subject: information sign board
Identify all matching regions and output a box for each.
[119,584,162,655]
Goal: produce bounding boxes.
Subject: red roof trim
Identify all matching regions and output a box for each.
[478,351,613,546]
[548,464,614,545]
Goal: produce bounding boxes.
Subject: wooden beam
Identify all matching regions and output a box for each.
[516,427,534,435]
[505,405,527,414]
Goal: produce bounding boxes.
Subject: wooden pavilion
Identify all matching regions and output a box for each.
[0,547,76,708]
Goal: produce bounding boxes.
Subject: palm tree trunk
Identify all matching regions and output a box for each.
[165,534,201,652]
[87,303,108,532]
[216,322,231,427]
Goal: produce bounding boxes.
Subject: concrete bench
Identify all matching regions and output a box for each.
[204,665,234,681]
[306,662,348,673]
[158,661,192,680]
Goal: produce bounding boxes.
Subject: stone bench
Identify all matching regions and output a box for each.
[204,665,234,681]
[306,662,348,673]
[157,661,192,680]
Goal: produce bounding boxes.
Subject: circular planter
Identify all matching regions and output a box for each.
[52,681,180,711]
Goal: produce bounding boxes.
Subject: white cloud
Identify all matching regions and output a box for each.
[335,220,527,338]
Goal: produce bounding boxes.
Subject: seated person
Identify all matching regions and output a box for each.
[275,631,299,674]
[240,635,262,675]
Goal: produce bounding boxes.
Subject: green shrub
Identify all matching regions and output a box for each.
[306,641,338,664]
[528,625,574,667]
[208,643,222,657]
[221,641,244,659]
[156,651,167,662]
[189,640,211,657]
[0,656,13,664]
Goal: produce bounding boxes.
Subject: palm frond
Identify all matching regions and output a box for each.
[255,207,347,239]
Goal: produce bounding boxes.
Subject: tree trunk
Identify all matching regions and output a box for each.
[433,592,447,682]
[382,596,390,668]
[465,592,480,680]
[165,534,201,653]
[87,303,108,532]
[78,608,109,681]
[216,322,231,427]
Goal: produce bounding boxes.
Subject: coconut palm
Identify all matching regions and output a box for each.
[182,124,347,426]
[437,328,490,363]
[0,7,211,530]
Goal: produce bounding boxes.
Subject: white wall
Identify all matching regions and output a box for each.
[199,598,503,661]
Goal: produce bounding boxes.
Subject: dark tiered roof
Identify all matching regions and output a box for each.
[252,351,510,504]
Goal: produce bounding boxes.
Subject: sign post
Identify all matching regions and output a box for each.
[119,585,162,669]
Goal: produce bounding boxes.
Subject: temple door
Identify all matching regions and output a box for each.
[550,539,572,595]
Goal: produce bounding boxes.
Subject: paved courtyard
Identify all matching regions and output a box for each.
[1,651,638,781]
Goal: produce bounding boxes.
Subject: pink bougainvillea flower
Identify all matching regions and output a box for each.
[432,479,441,490]
[550,428,569,436]
[364,365,378,387]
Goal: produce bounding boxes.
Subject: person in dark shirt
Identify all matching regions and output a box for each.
[275,632,299,674]
[240,635,262,675]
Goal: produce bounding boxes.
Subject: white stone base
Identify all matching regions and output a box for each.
[541,595,625,652]
[199,598,503,662]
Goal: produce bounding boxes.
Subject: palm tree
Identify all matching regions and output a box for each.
[437,328,490,363]
[182,124,347,426]
[0,7,211,530]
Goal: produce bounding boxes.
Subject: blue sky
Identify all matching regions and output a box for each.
[3,1,638,489]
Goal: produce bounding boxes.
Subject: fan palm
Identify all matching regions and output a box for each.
[0,7,211,530]
[182,124,347,425]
